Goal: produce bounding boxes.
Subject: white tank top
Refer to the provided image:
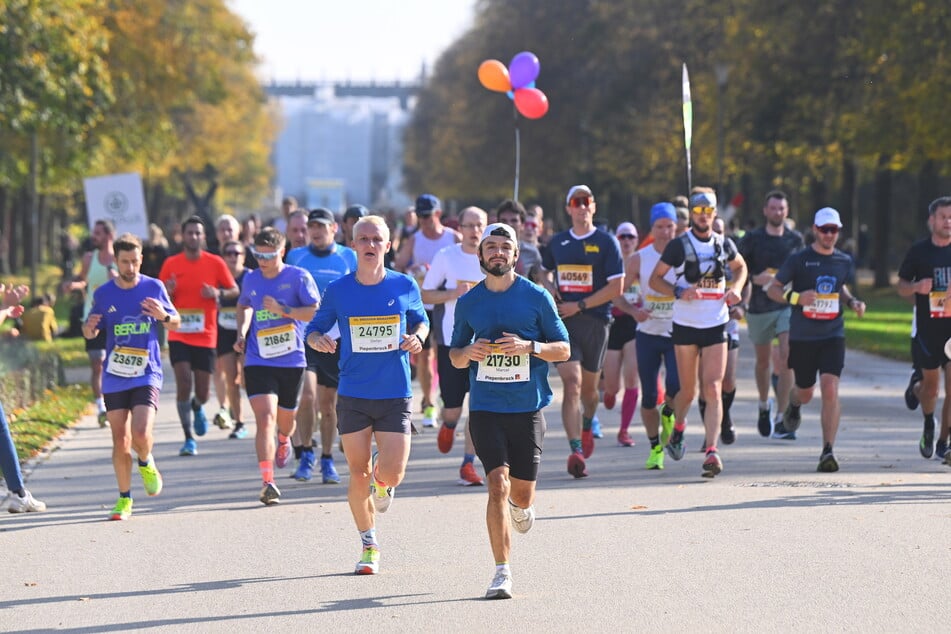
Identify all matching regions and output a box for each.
[638,244,676,337]
[83,250,113,319]
[412,229,457,310]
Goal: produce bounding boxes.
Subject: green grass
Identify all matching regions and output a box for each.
[33,337,88,368]
[844,284,912,362]
[7,384,93,461]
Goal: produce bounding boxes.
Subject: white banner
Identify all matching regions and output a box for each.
[83,172,149,238]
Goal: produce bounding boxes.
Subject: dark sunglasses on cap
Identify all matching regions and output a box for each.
[569,196,592,208]
[617,234,638,240]
[817,225,840,235]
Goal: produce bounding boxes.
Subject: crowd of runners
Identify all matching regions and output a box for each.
[7,187,951,600]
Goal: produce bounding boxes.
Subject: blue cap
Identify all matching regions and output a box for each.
[415,194,441,215]
[650,202,677,226]
[690,191,717,208]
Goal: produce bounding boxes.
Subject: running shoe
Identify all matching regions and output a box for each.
[783,402,803,433]
[458,462,484,486]
[229,423,248,439]
[666,428,686,461]
[660,406,675,446]
[920,419,936,459]
[138,458,163,496]
[905,369,922,411]
[581,429,595,458]
[591,416,604,439]
[179,438,198,456]
[645,445,665,470]
[437,423,456,454]
[321,456,341,484]
[508,501,535,534]
[567,452,588,478]
[485,568,513,600]
[757,398,774,437]
[213,408,233,430]
[944,449,951,467]
[603,392,616,410]
[110,497,133,521]
[422,405,437,428]
[817,450,839,473]
[355,545,380,575]
[293,450,316,482]
[935,439,949,461]
[260,481,281,505]
[617,430,635,447]
[98,411,108,428]
[720,411,736,445]
[701,449,723,478]
[771,421,797,440]
[7,490,46,513]
[192,399,208,437]
[275,435,292,468]
[370,452,394,513]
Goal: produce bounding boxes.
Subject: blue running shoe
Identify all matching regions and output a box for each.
[294,450,316,482]
[179,438,198,456]
[591,416,604,439]
[321,456,341,484]
[192,399,208,437]
[666,428,686,461]
[228,423,248,439]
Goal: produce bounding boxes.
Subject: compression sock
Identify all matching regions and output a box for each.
[176,400,193,437]
[259,460,274,484]
[722,389,736,418]
[582,416,593,432]
[360,527,378,548]
[620,388,639,432]
[569,438,583,454]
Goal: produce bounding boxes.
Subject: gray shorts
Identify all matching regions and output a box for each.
[558,312,609,374]
[746,308,791,346]
[336,395,412,435]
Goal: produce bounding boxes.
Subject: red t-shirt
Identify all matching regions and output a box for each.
[159,251,236,348]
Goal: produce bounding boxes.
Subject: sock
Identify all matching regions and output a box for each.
[620,389,639,432]
[823,442,833,455]
[137,454,152,468]
[582,416,593,432]
[190,396,203,412]
[706,445,718,454]
[373,466,387,489]
[722,390,735,415]
[444,421,457,430]
[661,403,675,418]
[649,435,659,448]
[321,453,332,460]
[278,433,289,446]
[924,413,936,430]
[176,400,193,436]
[674,421,686,432]
[759,400,769,411]
[496,562,511,573]
[233,421,244,430]
[569,438,583,454]
[360,527,378,548]
[463,453,475,465]
[96,397,106,412]
[259,460,274,484]
[119,490,131,499]
[293,445,303,460]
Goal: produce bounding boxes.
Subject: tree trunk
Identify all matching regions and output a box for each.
[0,187,8,275]
[872,154,892,289]
[917,160,939,228]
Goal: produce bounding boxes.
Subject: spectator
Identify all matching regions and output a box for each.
[20,294,57,342]
[141,224,169,279]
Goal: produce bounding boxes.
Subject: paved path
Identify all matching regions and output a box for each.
[3,332,949,632]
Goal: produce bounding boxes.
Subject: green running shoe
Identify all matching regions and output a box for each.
[355,546,380,575]
[138,458,163,496]
[110,497,133,521]
[660,406,675,447]
[645,444,665,470]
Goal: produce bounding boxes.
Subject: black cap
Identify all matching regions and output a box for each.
[307,208,335,225]
[343,205,369,221]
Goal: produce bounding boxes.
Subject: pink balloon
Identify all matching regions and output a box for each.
[514,88,549,119]
[509,51,540,89]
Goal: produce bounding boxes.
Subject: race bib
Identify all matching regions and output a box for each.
[476,345,530,383]
[257,323,295,359]
[557,265,594,293]
[644,293,675,320]
[107,346,148,378]
[349,315,400,353]
[803,293,839,320]
[623,283,641,306]
[218,308,237,330]
[695,276,726,300]
[178,309,205,334]
[929,291,951,318]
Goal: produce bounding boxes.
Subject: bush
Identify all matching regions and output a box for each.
[0,339,65,410]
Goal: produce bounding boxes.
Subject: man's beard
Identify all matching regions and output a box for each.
[120,272,138,284]
[480,257,512,277]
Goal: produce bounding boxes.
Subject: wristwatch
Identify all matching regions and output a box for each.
[577,299,587,311]
[532,341,542,355]
[163,314,171,323]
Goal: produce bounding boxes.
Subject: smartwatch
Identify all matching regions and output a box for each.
[577,299,587,311]
[532,341,542,355]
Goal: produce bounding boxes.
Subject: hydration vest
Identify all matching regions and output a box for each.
[678,232,728,284]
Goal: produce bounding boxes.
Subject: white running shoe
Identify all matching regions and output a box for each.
[485,568,513,599]
[8,490,46,513]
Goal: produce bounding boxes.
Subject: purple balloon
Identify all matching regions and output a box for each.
[508,51,540,90]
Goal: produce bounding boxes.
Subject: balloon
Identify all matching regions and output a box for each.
[508,51,540,89]
[478,60,511,93]
[514,88,549,119]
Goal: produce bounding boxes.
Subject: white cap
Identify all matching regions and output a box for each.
[481,223,518,244]
[814,207,842,228]
[565,184,593,205]
[615,222,638,237]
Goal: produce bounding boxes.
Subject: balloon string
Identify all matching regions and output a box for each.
[514,112,521,201]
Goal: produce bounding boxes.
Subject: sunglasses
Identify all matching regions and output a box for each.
[252,249,281,260]
[816,225,840,235]
[223,250,243,257]
[617,234,638,240]
[691,206,716,216]
[569,196,592,208]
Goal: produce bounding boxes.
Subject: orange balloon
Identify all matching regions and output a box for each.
[478,60,511,93]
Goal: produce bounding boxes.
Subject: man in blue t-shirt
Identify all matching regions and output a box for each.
[84,233,181,521]
[285,208,357,483]
[539,185,623,478]
[450,223,569,600]
[305,215,429,576]
[767,208,866,473]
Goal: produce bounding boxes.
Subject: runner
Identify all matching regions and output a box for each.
[738,190,804,439]
[285,208,357,483]
[649,189,747,477]
[629,204,680,470]
[159,216,238,456]
[897,196,951,462]
[212,215,242,430]
[394,194,460,428]
[64,219,117,427]
[285,209,309,254]
[449,222,570,599]
[234,227,320,505]
[496,200,543,282]
[422,206,488,486]
[766,207,866,471]
[341,205,369,247]
[215,240,249,439]
[540,185,623,478]
[83,233,181,520]
[603,221,642,447]
[305,215,429,575]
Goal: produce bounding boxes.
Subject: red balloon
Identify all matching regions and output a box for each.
[514,88,549,119]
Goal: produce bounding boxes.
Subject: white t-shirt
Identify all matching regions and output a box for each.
[422,244,485,346]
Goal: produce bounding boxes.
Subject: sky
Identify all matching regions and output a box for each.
[229,0,477,83]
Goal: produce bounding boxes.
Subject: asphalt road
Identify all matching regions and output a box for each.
[2,331,949,633]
